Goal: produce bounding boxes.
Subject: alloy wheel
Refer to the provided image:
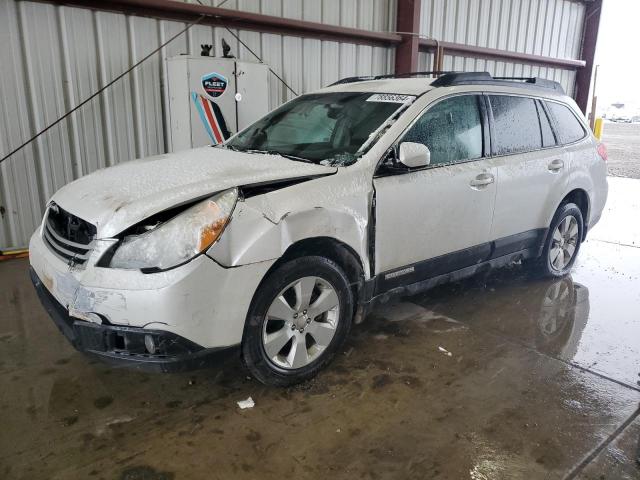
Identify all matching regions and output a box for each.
[549,215,579,271]
[261,276,340,370]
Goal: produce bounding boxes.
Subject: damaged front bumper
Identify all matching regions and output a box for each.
[30,268,237,372]
[28,226,276,371]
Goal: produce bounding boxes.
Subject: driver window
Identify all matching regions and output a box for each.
[402,95,483,166]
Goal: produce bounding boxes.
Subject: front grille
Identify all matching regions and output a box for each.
[42,203,96,265]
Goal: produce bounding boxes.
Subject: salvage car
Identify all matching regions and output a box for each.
[30,72,608,385]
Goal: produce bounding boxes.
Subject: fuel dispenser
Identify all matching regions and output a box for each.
[166,53,270,151]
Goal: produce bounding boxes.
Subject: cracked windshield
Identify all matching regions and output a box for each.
[225,92,413,166]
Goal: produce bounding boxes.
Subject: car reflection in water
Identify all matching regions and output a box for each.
[535,276,589,358]
[411,268,590,360]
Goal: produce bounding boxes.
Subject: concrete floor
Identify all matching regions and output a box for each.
[603,122,640,179]
[1,177,639,480]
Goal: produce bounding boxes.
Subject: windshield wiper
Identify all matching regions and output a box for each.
[244,149,315,164]
[321,152,360,167]
[222,144,243,152]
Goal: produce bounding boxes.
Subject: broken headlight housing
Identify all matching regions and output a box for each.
[109,188,237,271]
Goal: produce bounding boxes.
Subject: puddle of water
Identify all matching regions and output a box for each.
[406,241,640,390]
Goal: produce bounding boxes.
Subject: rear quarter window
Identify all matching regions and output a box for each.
[546,101,587,144]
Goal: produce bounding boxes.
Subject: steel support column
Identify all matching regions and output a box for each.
[575,0,603,114]
[394,0,421,74]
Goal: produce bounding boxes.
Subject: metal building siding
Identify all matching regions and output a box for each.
[0,0,395,249]
[418,0,584,95]
[420,0,584,57]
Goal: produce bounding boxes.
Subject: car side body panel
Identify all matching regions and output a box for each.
[207,167,375,278]
[490,146,570,240]
[374,159,498,274]
[562,137,608,230]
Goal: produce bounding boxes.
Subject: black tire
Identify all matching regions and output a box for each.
[532,202,584,278]
[241,255,354,387]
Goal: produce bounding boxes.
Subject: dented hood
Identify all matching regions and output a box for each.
[51,147,336,238]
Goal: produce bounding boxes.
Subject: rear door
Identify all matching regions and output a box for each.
[544,100,597,223]
[488,94,569,254]
[373,94,498,285]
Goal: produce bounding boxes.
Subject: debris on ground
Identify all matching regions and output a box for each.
[95,416,134,437]
[438,346,453,357]
[237,397,255,409]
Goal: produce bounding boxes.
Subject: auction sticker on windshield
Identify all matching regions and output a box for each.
[366,94,414,103]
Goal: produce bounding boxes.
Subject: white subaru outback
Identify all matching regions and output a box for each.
[29,72,608,386]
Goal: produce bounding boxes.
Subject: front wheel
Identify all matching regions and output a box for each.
[533,203,584,278]
[241,256,354,386]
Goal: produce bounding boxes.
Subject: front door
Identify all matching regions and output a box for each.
[373,94,498,286]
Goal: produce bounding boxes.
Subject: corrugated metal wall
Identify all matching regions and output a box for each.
[418,0,585,96]
[0,0,396,248]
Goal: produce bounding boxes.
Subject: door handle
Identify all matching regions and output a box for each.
[470,172,495,189]
[548,159,564,172]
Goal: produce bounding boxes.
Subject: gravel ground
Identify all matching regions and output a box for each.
[602,122,640,179]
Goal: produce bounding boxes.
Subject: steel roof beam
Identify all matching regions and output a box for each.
[419,40,587,70]
[34,0,402,47]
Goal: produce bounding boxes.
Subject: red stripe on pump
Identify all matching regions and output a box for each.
[210,107,226,141]
[201,98,223,144]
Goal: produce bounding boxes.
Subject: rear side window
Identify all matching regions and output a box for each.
[401,95,483,166]
[546,101,586,144]
[536,100,556,148]
[489,95,542,155]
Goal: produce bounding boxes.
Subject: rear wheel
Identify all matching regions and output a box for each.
[533,203,584,278]
[241,256,354,386]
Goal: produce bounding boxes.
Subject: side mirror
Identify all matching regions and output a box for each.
[398,142,431,168]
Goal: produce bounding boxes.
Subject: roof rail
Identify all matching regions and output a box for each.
[431,72,565,93]
[330,75,376,86]
[374,71,455,80]
[329,71,455,86]
[329,71,565,94]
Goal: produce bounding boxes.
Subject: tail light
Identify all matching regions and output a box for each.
[596,143,608,162]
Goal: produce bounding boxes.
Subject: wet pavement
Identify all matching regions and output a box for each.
[1,177,639,480]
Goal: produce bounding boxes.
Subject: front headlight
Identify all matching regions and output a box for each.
[109,188,237,270]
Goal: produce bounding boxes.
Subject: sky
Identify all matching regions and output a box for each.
[593,0,640,109]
